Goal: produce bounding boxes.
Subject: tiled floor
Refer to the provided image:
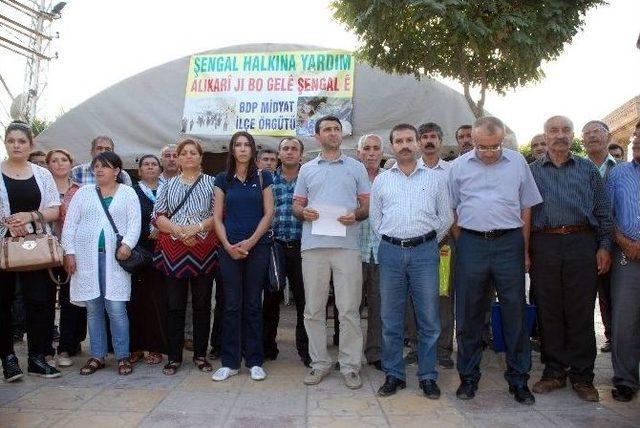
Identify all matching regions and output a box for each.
[1,305,638,427]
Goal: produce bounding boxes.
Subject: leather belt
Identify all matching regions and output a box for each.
[382,230,436,248]
[462,228,519,239]
[275,239,300,249]
[538,225,591,235]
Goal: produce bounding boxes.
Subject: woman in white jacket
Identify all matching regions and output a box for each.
[62,152,141,376]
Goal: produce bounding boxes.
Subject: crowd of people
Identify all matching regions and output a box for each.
[0,114,638,406]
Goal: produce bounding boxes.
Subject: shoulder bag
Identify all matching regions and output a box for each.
[258,171,285,293]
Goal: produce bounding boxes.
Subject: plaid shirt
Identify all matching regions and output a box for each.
[272,168,302,242]
[360,168,382,264]
[70,162,133,186]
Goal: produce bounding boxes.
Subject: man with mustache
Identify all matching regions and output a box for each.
[370,123,452,398]
[449,116,541,404]
[529,116,612,402]
[582,120,618,354]
[606,120,640,402]
[530,134,548,162]
[455,125,473,155]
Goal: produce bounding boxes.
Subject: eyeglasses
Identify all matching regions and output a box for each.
[476,145,502,152]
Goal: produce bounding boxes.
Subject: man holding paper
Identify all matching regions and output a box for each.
[293,115,371,390]
[369,123,453,399]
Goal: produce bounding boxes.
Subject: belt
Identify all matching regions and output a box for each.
[274,239,300,249]
[381,230,436,248]
[462,228,519,239]
[538,225,591,235]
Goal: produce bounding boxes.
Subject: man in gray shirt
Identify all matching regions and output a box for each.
[293,116,371,389]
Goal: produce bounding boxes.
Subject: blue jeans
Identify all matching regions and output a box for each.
[85,252,130,360]
[455,229,530,386]
[378,238,440,381]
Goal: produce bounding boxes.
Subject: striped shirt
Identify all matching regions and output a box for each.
[370,162,453,242]
[606,160,640,241]
[360,168,382,263]
[153,174,216,238]
[272,168,302,242]
[530,154,612,250]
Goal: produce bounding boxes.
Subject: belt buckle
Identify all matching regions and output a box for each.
[560,225,569,235]
[399,238,410,248]
[483,231,494,239]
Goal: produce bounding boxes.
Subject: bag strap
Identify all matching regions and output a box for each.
[167,174,203,220]
[95,187,122,239]
[32,210,46,234]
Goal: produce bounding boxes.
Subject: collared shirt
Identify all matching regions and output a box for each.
[272,167,303,242]
[293,153,370,251]
[370,161,453,243]
[419,157,451,176]
[589,153,617,180]
[449,148,542,231]
[71,162,133,186]
[530,153,612,250]
[606,160,640,242]
[360,168,382,263]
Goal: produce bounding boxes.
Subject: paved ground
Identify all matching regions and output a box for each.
[1,305,638,428]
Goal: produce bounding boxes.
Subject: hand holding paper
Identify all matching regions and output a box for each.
[310,204,348,237]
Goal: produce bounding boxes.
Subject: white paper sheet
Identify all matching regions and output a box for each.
[310,204,348,237]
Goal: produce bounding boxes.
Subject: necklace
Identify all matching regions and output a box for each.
[180,171,201,181]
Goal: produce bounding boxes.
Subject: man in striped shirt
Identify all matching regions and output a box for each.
[529,115,612,402]
[370,123,453,399]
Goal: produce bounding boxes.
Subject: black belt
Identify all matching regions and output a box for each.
[382,231,436,248]
[462,228,519,239]
[275,239,300,249]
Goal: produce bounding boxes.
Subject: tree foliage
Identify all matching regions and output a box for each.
[332,0,605,117]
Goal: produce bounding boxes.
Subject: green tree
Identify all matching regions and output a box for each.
[30,117,50,137]
[332,0,605,117]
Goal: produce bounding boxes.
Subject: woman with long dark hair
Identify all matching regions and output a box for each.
[212,131,274,382]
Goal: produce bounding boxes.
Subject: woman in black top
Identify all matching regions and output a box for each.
[0,121,61,381]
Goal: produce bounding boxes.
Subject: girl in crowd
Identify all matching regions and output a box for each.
[62,152,141,376]
[0,121,61,381]
[129,155,166,365]
[212,131,274,382]
[153,139,218,375]
[46,148,86,368]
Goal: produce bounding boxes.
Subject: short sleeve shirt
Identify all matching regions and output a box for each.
[215,170,273,245]
[293,153,371,251]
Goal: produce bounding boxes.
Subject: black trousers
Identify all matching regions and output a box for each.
[530,231,598,383]
[56,269,87,355]
[262,240,309,360]
[209,272,224,353]
[165,273,214,362]
[596,271,612,342]
[130,267,168,354]
[0,269,56,359]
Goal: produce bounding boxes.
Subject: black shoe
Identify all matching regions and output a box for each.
[2,354,24,383]
[600,341,611,353]
[377,375,406,397]
[368,360,383,371]
[438,358,454,369]
[419,379,441,399]
[456,380,478,400]
[301,355,311,368]
[612,385,636,402]
[27,355,61,378]
[509,385,535,405]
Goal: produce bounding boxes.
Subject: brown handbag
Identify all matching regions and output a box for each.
[0,211,64,272]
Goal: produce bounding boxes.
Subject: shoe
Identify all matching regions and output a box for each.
[509,385,535,405]
[572,381,599,402]
[456,380,478,400]
[600,341,611,353]
[301,356,311,368]
[420,379,441,399]
[368,360,383,371]
[377,375,406,397]
[208,348,220,360]
[184,339,194,352]
[2,354,24,383]
[438,358,454,369]
[343,371,362,389]
[303,368,330,385]
[28,355,62,378]
[45,355,56,368]
[532,377,566,394]
[612,385,636,402]
[250,366,267,381]
[12,332,24,343]
[403,351,417,365]
[57,352,73,367]
[211,367,239,381]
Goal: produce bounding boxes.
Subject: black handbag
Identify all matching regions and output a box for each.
[258,171,285,293]
[96,187,151,274]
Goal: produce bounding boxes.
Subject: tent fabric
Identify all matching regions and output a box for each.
[36,43,500,167]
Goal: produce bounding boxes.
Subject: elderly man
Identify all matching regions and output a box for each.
[608,143,625,163]
[357,134,385,371]
[450,116,541,404]
[530,134,547,162]
[607,121,640,402]
[582,120,618,353]
[455,124,473,155]
[159,144,179,187]
[530,116,612,402]
[371,123,452,398]
[71,136,133,186]
[293,116,370,389]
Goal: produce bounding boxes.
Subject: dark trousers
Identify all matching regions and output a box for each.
[130,267,168,354]
[363,260,381,363]
[57,273,87,355]
[0,270,56,359]
[209,272,224,353]
[263,240,309,360]
[220,244,269,369]
[455,229,531,387]
[530,231,598,384]
[597,271,612,342]
[11,279,25,337]
[165,272,214,361]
